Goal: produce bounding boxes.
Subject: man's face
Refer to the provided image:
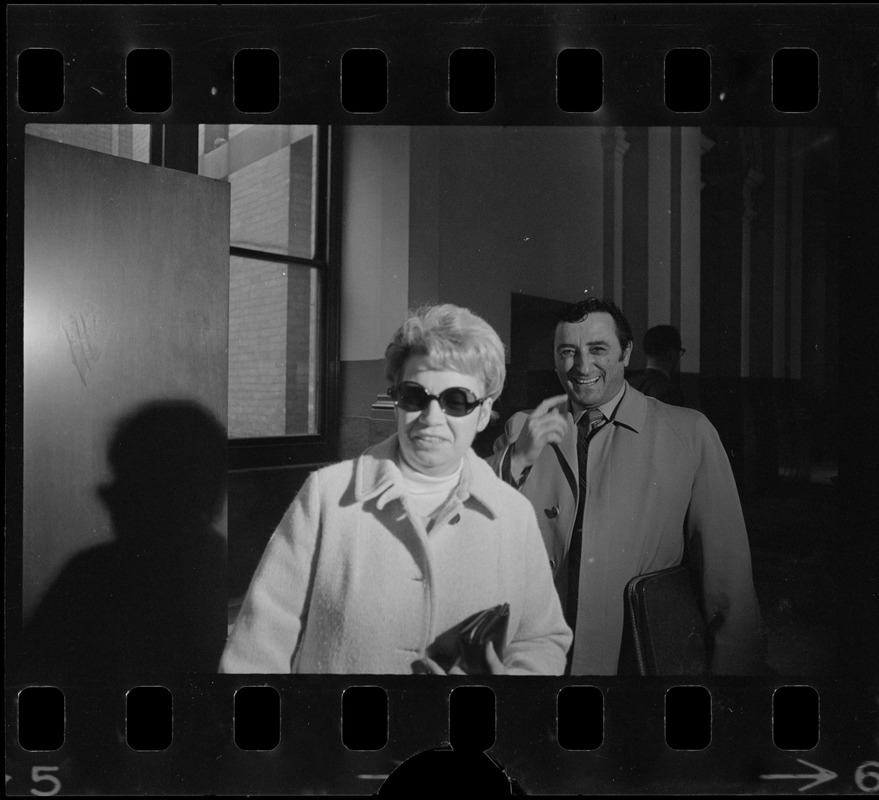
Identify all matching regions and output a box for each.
[554,311,632,411]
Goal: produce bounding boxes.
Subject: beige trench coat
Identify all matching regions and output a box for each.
[488,384,762,675]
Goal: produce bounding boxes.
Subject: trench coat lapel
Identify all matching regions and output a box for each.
[549,409,579,500]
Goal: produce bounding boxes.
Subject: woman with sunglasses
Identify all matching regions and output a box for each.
[221,304,572,674]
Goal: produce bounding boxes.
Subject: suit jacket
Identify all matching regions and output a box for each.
[220,435,572,675]
[487,384,762,675]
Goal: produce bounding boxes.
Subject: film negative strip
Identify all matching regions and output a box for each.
[7,4,879,795]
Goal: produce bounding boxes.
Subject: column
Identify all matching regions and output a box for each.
[789,128,804,381]
[680,128,704,372]
[606,126,630,309]
[648,127,672,327]
[740,167,764,377]
[772,129,790,379]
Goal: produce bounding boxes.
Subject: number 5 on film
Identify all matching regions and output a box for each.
[29,766,61,797]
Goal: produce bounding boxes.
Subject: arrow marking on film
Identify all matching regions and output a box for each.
[760,758,838,792]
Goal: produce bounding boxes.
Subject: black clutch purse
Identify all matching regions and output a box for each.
[428,603,510,674]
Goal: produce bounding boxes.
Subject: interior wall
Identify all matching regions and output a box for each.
[335,125,708,449]
[413,126,606,347]
[337,125,610,455]
[340,126,411,363]
[335,125,839,480]
[338,126,411,457]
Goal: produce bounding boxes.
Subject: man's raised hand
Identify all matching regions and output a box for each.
[509,393,570,479]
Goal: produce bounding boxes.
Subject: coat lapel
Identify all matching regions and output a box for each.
[554,409,579,497]
[549,410,579,500]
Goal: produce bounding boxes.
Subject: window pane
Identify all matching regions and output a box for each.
[228,256,321,438]
[198,124,318,259]
[25,124,151,162]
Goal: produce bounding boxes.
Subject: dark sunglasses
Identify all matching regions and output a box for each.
[388,382,486,417]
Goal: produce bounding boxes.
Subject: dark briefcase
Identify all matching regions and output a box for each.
[618,565,708,676]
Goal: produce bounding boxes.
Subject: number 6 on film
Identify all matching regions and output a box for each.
[855,761,879,794]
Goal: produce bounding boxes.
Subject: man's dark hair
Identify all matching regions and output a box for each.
[642,324,682,358]
[556,297,634,353]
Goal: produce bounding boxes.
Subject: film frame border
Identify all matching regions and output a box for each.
[6,3,879,796]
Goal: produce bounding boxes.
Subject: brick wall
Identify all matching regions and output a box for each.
[229,147,290,253]
[225,129,319,437]
[284,136,317,433]
[26,124,150,161]
[228,255,288,437]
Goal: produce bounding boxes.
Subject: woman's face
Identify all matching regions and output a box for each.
[395,354,494,477]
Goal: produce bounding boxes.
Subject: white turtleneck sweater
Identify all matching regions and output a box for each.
[397,457,464,530]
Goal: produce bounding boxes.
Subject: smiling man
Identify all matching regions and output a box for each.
[488,297,763,675]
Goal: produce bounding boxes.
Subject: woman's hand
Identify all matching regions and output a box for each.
[415,656,465,675]
[484,642,508,674]
[414,643,507,675]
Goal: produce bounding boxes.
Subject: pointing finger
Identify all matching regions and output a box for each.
[542,427,566,446]
[533,413,570,437]
[534,393,570,417]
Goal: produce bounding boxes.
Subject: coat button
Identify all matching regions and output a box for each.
[549,559,557,570]
[544,506,559,519]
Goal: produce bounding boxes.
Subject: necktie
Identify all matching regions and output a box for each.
[564,407,606,638]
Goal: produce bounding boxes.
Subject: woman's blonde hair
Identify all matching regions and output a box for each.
[384,304,506,400]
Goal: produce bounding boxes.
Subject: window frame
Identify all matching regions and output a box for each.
[154,123,342,470]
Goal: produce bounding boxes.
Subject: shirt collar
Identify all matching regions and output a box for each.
[571,382,627,426]
[354,434,500,518]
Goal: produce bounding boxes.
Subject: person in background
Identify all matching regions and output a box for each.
[627,324,686,406]
[488,297,762,675]
[221,304,572,675]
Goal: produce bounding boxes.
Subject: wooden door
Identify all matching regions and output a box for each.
[23,135,230,634]
[508,292,570,411]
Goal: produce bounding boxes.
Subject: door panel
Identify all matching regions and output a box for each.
[23,136,230,632]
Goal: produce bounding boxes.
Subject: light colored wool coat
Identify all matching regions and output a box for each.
[488,384,763,676]
[220,435,573,675]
